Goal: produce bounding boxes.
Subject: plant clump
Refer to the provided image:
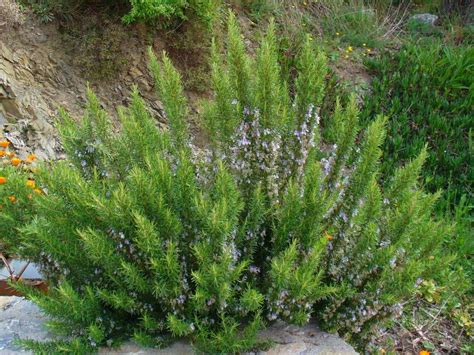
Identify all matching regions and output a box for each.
[2,13,452,353]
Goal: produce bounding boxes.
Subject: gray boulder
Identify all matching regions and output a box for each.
[0,296,357,354]
[410,13,439,26]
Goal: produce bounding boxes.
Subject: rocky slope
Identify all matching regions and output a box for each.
[0,7,167,161]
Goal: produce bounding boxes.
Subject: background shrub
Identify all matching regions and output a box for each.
[123,0,220,25]
[21,0,220,25]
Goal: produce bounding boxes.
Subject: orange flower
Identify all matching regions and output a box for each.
[0,141,10,148]
[0,176,6,184]
[27,194,33,200]
[11,157,21,166]
[0,150,5,157]
[324,231,333,241]
[8,152,15,158]
[26,179,36,188]
[27,154,36,161]
[419,351,430,355]
[8,195,16,203]
[34,188,42,195]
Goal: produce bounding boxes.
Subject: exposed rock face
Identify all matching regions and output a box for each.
[0,297,52,354]
[0,40,63,160]
[0,297,357,355]
[0,0,25,29]
[409,13,439,26]
[0,14,167,161]
[255,322,358,355]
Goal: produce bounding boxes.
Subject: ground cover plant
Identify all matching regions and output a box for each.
[361,39,473,311]
[356,6,474,352]
[362,39,473,209]
[0,13,455,353]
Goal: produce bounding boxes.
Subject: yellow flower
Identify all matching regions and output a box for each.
[348,46,353,52]
[367,48,372,53]
[336,32,340,36]
[0,176,6,184]
[26,180,36,188]
[344,54,349,59]
[363,43,367,47]
[34,188,42,195]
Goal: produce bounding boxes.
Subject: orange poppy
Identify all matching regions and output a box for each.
[8,195,16,203]
[0,150,5,157]
[26,180,36,188]
[419,351,430,355]
[11,157,21,166]
[34,188,42,195]
[0,176,6,184]
[0,141,10,148]
[27,154,36,161]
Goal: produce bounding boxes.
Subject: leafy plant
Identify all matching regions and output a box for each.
[363,39,473,209]
[123,0,221,25]
[21,0,220,25]
[0,146,39,256]
[5,14,452,353]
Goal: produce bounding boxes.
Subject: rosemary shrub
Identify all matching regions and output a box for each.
[2,14,452,353]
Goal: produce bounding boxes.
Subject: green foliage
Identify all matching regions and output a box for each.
[239,0,280,21]
[123,0,221,25]
[21,0,220,25]
[362,39,473,209]
[0,159,38,255]
[5,14,452,353]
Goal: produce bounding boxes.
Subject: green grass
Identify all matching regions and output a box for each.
[317,0,404,48]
